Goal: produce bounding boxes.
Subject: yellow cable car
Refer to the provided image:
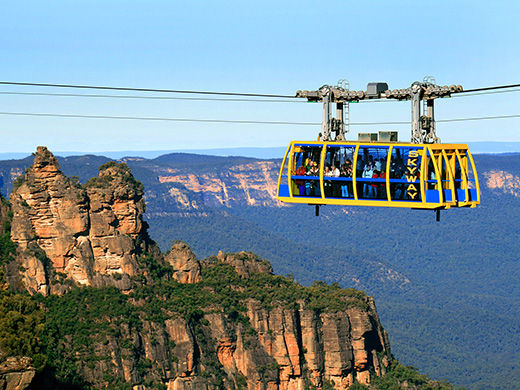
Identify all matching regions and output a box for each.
[277,140,480,210]
[276,80,481,218]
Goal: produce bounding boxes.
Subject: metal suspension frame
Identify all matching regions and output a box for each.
[297,78,463,144]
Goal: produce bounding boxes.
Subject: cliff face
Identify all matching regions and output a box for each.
[483,170,520,197]
[38,252,391,390]
[154,160,282,209]
[8,147,162,295]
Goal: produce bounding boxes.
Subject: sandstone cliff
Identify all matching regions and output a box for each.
[8,147,166,295]
[29,252,391,390]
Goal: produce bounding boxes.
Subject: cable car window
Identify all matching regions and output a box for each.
[357,146,389,200]
[292,144,322,197]
[325,145,355,198]
[389,147,422,201]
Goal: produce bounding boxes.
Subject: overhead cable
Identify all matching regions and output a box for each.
[0,81,297,99]
[0,91,302,103]
[0,111,518,125]
[1,81,520,103]
[460,83,520,94]
[0,111,319,126]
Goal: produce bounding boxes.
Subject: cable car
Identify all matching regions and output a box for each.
[276,80,480,218]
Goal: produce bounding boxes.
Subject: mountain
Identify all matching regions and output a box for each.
[1,148,519,389]
[0,147,459,390]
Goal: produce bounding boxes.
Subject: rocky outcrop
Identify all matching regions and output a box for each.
[165,242,201,284]
[0,357,36,390]
[8,147,160,295]
[216,251,273,278]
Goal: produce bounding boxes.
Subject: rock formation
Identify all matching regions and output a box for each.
[0,357,36,390]
[165,241,202,284]
[8,147,160,295]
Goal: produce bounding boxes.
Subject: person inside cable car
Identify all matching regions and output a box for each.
[340,161,353,198]
[378,170,387,199]
[324,164,333,197]
[295,163,307,195]
[395,168,407,200]
[332,163,340,197]
[306,162,320,196]
[370,169,380,198]
[374,158,382,172]
[362,163,374,198]
[346,159,353,198]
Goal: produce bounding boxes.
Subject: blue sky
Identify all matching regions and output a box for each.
[1,1,519,154]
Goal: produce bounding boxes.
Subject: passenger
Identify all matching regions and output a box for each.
[362,163,374,198]
[307,162,320,196]
[374,158,382,172]
[378,170,387,198]
[332,163,340,197]
[340,162,351,197]
[394,168,404,199]
[345,159,353,198]
[370,169,380,198]
[324,164,333,197]
[295,163,307,195]
[356,156,364,177]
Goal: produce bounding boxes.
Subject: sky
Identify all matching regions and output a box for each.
[1,0,519,155]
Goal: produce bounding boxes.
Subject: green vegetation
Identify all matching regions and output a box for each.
[0,197,16,284]
[0,291,46,369]
[371,360,462,389]
[84,162,144,195]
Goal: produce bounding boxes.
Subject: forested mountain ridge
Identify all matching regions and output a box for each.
[0,147,459,390]
[1,150,519,389]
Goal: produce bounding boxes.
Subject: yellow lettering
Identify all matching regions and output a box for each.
[407,158,417,167]
[409,150,419,158]
[407,166,417,175]
[407,184,417,192]
[406,175,417,183]
[408,191,418,199]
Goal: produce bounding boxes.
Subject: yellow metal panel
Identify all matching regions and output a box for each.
[352,144,360,200]
[277,196,444,209]
[385,145,393,201]
[455,149,469,207]
[426,147,444,205]
[467,149,481,204]
[441,149,456,204]
[276,144,291,198]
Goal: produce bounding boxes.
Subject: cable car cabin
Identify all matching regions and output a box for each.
[277,141,480,210]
